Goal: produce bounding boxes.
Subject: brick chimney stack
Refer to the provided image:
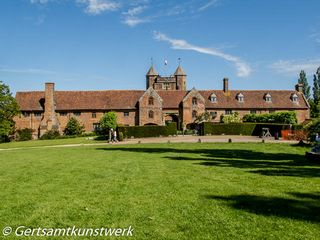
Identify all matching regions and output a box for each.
[40,83,59,136]
[223,78,229,93]
[295,83,303,93]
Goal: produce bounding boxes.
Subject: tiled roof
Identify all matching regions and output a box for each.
[15,89,309,111]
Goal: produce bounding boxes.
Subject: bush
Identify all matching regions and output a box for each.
[16,128,33,141]
[118,123,177,138]
[304,119,320,142]
[201,122,291,136]
[220,112,241,123]
[100,112,117,135]
[64,117,85,136]
[118,132,124,141]
[243,111,297,124]
[39,130,60,140]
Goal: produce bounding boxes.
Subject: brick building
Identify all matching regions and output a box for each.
[14,65,310,138]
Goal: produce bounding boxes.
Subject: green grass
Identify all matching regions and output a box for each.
[0,137,101,149]
[0,142,319,239]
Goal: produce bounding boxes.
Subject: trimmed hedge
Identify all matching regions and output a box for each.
[118,123,177,138]
[201,122,292,136]
[243,111,297,124]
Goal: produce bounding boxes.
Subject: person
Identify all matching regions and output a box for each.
[315,133,320,143]
[109,128,113,143]
[113,130,118,142]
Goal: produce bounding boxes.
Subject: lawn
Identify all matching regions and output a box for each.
[0,142,319,239]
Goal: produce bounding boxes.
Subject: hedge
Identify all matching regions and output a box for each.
[243,111,297,124]
[118,123,177,138]
[200,122,292,136]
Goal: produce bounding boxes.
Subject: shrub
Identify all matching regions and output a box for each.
[64,117,85,136]
[118,123,176,138]
[16,128,33,141]
[118,132,124,141]
[39,130,60,140]
[243,111,297,124]
[304,119,320,142]
[201,122,291,136]
[99,112,117,135]
[220,112,241,123]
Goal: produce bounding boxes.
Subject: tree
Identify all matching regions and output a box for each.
[311,67,320,117]
[298,70,311,99]
[194,111,211,123]
[99,111,117,134]
[0,81,19,142]
[64,117,85,136]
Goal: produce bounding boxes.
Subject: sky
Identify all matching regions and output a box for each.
[1,0,320,94]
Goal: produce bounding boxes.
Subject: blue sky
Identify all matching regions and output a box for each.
[1,0,320,94]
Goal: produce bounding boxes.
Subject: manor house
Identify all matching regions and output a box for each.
[14,65,310,138]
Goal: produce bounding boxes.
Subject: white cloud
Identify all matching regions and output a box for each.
[270,59,320,75]
[153,31,252,78]
[198,0,219,12]
[77,0,120,15]
[30,0,49,4]
[123,17,149,27]
[122,5,148,27]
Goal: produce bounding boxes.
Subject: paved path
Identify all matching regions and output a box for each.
[0,135,298,151]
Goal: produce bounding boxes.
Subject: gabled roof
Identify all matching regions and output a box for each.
[15,89,309,111]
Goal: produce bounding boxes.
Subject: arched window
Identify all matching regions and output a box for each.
[148,97,154,105]
[291,93,298,103]
[192,110,197,119]
[192,97,198,105]
[210,93,217,103]
[149,110,154,119]
[236,93,244,102]
[264,93,272,102]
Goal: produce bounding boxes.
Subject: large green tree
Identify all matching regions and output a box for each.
[311,67,320,117]
[99,111,117,133]
[0,81,20,142]
[298,70,311,99]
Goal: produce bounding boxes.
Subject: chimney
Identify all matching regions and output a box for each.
[40,82,59,136]
[295,83,303,93]
[223,78,229,93]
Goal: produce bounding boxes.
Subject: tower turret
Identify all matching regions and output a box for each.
[146,65,158,89]
[174,65,187,90]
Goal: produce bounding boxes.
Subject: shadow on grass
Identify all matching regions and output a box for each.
[206,192,320,223]
[98,147,320,178]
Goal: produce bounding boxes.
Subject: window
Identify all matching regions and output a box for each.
[210,93,217,103]
[91,112,97,118]
[225,109,233,115]
[163,82,170,90]
[148,110,154,119]
[192,110,197,119]
[124,112,129,117]
[22,112,30,117]
[291,93,298,103]
[192,97,198,106]
[93,123,100,131]
[250,110,257,114]
[210,111,217,119]
[60,112,67,116]
[74,112,81,116]
[237,93,244,102]
[264,93,272,102]
[148,97,154,105]
[34,112,42,117]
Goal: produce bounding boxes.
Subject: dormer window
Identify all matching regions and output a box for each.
[291,93,298,103]
[148,97,154,105]
[264,93,272,102]
[210,93,217,103]
[192,97,198,106]
[237,93,244,102]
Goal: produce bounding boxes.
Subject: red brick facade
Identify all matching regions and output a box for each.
[14,65,310,138]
